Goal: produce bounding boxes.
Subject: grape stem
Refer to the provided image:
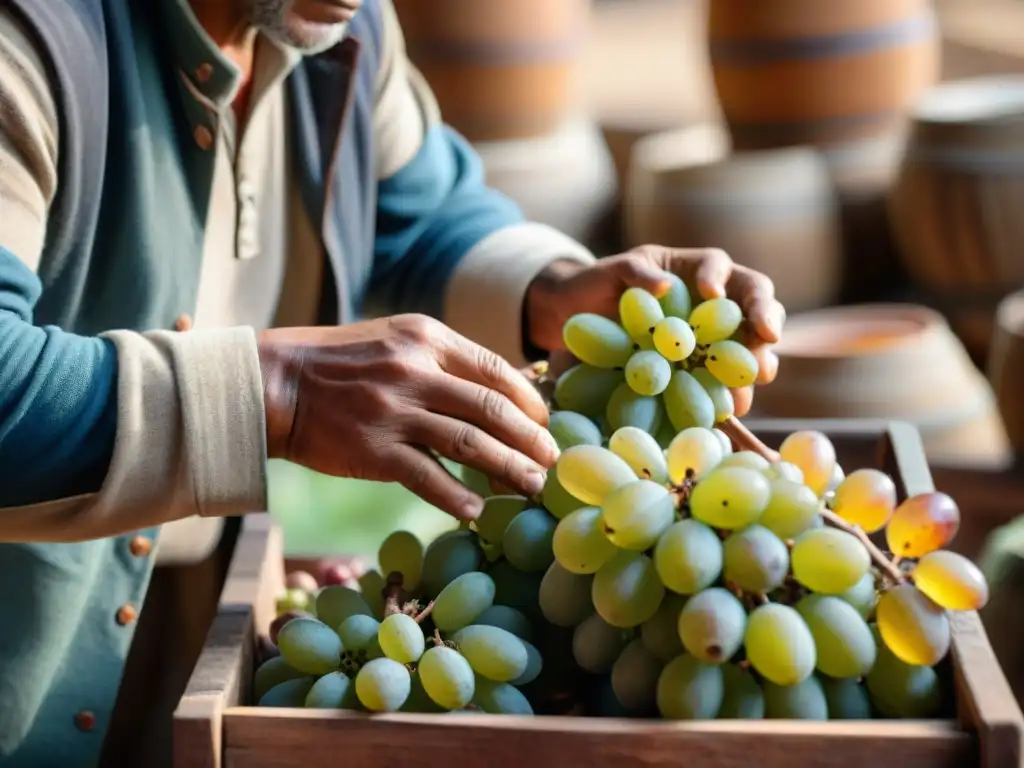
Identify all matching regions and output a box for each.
[721,417,780,461]
[414,601,435,624]
[383,572,406,616]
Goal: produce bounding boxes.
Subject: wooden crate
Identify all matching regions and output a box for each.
[173,421,1024,768]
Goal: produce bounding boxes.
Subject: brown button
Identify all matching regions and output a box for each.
[74,711,95,732]
[195,62,214,83]
[116,604,138,626]
[174,314,193,332]
[193,125,214,150]
[129,535,152,557]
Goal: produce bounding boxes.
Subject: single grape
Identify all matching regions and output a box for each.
[665,427,724,484]
[419,646,475,710]
[839,573,878,620]
[556,445,637,506]
[421,530,484,597]
[277,618,343,676]
[612,639,663,714]
[452,625,529,682]
[276,588,313,615]
[745,603,817,686]
[254,656,308,702]
[722,525,789,593]
[712,428,733,456]
[472,605,534,642]
[475,495,528,548]
[563,313,634,369]
[791,528,870,594]
[876,584,950,666]
[765,461,804,484]
[758,479,821,540]
[779,430,837,496]
[885,492,961,559]
[689,466,771,530]
[658,274,692,319]
[821,676,873,719]
[258,677,316,707]
[572,613,632,673]
[539,562,595,627]
[488,560,542,618]
[656,654,724,720]
[592,551,666,628]
[796,594,876,679]
[678,588,747,664]
[377,613,426,663]
[827,462,846,493]
[601,480,675,551]
[509,639,543,686]
[662,370,715,431]
[719,451,771,472]
[503,507,557,573]
[606,382,665,433]
[705,340,759,388]
[832,469,898,534]
[270,610,313,646]
[378,530,424,591]
[285,570,320,592]
[608,426,670,483]
[655,420,678,450]
[356,570,386,618]
[689,298,743,345]
[652,316,697,361]
[625,351,673,397]
[641,593,687,662]
[719,664,765,719]
[620,287,666,344]
[691,368,735,423]
[654,519,724,595]
[401,672,446,713]
[336,614,381,651]
[541,472,587,520]
[305,671,356,709]
[763,677,828,720]
[473,677,534,715]
[552,506,618,575]
[433,572,496,632]
[913,550,989,611]
[315,586,373,632]
[548,411,604,451]
[866,627,942,718]
[554,364,625,419]
[355,658,412,712]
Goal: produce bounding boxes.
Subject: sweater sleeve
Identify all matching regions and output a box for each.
[366,0,596,367]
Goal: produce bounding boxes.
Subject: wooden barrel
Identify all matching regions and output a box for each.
[753,304,1011,468]
[707,0,940,150]
[394,0,589,143]
[889,74,1024,363]
[625,124,842,314]
[989,290,1024,457]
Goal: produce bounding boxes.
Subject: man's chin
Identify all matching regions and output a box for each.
[260,20,348,54]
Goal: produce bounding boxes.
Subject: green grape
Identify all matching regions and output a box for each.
[791,528,870,594]
[822,676,873,719]
[378,530,424,591]
[276,588,313,615]
[355,658,411,712]
[689,298,743,345]
[611,639,663,714]
[315,587,373,632]
[658,275,692,319]
[548,411,603,451]
[655,420,678,450]
[554,364,625,419]
[662,370,715,431]
[712,428,733,455]
[472,605,534,642]
[608,426,670,484]
[556,445,637,506]
[488,560,542,618]
[719,450,771,472]
[419,646,475,710]
[433,572,496,632]
[758,478,821,540]
[460,465,493,498]
[541,472,586,520]
[258,676,316,707]
[378,613,426,663]
[796,594,876,679]
[475,495,528,548]
[606,382,665,433]
[653,519,723,595]
[779,430,837,497]
[705,340,759,388]
[652,316,697,361]
[839,573,878,620]
[745,603,817,685]
[678,588,747,664]
[254,656,307,702]
[666,427,724,484]
[452,625,529,682]
[723,525,789,593]
[641,593,687,662]
[538,562,594,627]
[876,584,950,666]
[763,677,828,720]
[765,460,805,484]
[503,507,557,573]
[402,672,447,713]
[357,570,386,619]
[601,480,675,551]
[866,627,942,718]
[364,636,385,661]
[509,639,543,686]
[421,530,484,597]
[689,466,771,530]
[563,313,634,369]
[336,614,380,651]
[277,618,343,675]
[552,506,618,575]
[656,654,724,719]
[592,551,665,628]
[572,613,631,673]
[473,677,534,715]
[305,671,356,709]
[719,664,765,719]
[620,287,665,341]
[691,368,735,423]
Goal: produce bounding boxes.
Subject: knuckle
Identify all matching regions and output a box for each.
[450,424,482,460]
[475,347,508,384]
[478,388,509,424]
[389,313,438,345]
[404,458,435,493]
[703,247,732,265]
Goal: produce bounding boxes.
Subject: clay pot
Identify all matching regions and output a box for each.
[988,290,1024,457]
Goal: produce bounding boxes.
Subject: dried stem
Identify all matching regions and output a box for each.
[721,417,781,462]
[414,600,435,624]
[383,572,406,616]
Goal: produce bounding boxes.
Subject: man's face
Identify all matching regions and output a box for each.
[248,0,361,54]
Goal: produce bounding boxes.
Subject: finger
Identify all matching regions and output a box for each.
[407,413,548,499]
[731,386,754,418]
[610,256,675,297]
[727,269,785,343]
[387,445,485,521]
[686,248,734,300]
[424,374,560,468]
[738,326,781,385]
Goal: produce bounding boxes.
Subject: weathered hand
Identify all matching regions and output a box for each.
[525,245,786,416]
[257,315,559,520]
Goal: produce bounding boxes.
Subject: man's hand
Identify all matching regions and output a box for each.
[525,245,786,417]
[257,315,559,521]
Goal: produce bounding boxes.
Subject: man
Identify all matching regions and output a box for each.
[0,0,784,763]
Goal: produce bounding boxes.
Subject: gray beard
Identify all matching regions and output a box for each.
[248,0,348,54]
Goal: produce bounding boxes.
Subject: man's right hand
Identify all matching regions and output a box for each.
[256,314,559,521]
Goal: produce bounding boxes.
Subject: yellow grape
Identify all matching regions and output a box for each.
[592,551,666,628]
[665,427,724,484]
[652,317,696,362]
[827,462,846,493]
[688,298,743,345]
[744,603,817,686]
[704,340,759,388]
[625,351,673,396]
[556,445,636,506]
[866,626,943,718]
[656,654,724,719]
[541,472,587,520]
[562,313,634,369]
[885,492,961,559]
[790,528,870,594]
[719,450,770,472]
[758,478,821,541]
[553,364,625,419]
[662,370,715,431]
[658,275,692,319]
[606,382,666,434]
[779,430,836,496]
[691,368,735,423]
[601,481,676,551]
[913,550,989,611]
[765,460,804,484]
[876,584,951,666]
[796,594,876,679]
[689,466,771,530]
[832,469,897,534]
[608,426,670,484]
[552,506,618,575]
[619,287,665,344]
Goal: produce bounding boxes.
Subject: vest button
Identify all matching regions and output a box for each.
[193,125,214,150]
[129,535,153,557]
[195,62,214,84]
[74,711,96,732]
[174,314,193,332]
[116,604,138,626]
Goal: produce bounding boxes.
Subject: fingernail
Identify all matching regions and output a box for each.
[461,499,484,521]
[524,470,547,496]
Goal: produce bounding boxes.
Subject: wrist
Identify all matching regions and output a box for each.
[524,259,588,354]
[256,331,297,461]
